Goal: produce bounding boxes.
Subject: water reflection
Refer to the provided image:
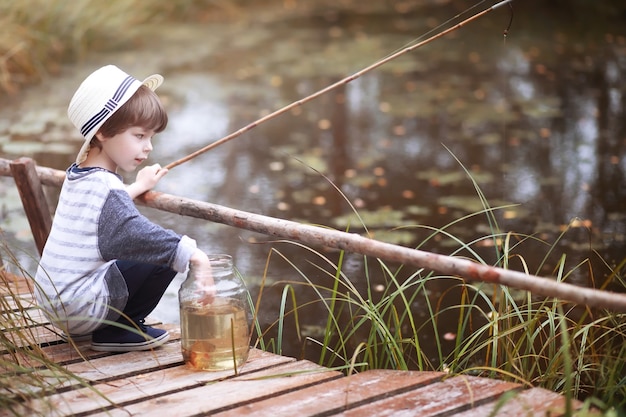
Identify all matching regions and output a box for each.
[1,1,625,364]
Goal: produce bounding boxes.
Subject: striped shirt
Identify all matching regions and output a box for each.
[35,164,197,334]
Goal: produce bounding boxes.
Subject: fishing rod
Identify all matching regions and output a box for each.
[165,0,514,170]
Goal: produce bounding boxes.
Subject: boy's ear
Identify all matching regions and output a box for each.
[95,131,105,142]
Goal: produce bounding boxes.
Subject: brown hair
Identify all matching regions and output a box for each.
[90,85,168,150]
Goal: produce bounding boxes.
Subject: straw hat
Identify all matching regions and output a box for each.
[68,65,164,164]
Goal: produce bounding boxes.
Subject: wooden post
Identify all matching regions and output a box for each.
[9,157,53,256]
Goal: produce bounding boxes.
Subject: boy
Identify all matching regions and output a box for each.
[35,65,214,352]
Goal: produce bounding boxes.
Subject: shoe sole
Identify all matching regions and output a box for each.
[91,332,170,352]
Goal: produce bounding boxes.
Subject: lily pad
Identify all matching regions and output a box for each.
[332,208,410,229]
[368,228,419,246]
[438,195,489,213]
[416,169,466,186]
[405,205,431,217]
[287,152,328,173]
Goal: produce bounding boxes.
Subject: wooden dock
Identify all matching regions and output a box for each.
[1,282,593,417]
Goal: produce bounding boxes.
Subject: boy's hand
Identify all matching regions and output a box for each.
[190,250,216,304]
[126,164,168,198]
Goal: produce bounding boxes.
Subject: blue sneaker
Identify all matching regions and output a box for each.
[91,320,169,352]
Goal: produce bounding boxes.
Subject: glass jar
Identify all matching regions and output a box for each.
[178,254,251,371]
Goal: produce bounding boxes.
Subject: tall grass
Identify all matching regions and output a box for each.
[0,241,112,416]
[250,170,626,414]
[252,226,625,413]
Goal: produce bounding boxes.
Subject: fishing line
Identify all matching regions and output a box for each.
[380,0,491,62]
[497,0,514,264]
[165,0,515,170]
[503,1,514,41]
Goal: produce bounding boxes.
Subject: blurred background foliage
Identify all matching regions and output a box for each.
[0,0,246,96]
[3,0,626,97]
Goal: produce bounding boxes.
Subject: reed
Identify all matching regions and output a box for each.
[251,171,625,414]
[253,229,625,414]
[0,240,113,416]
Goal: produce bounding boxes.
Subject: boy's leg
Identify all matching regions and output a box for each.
[114,260,177,325]
[91,260,177,352]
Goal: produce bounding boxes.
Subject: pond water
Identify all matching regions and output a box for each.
[1,0,625,365]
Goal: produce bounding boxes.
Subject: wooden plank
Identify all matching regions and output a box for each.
[337,375,521,417]
[1,326,188,414]
[58,339,183,383]
[1,292,36,311]
[452,387,594,417]
[1,324,60,351]
[5,349,297,417]
[9,157,53,256]
[0,271,33,296]
[1,323,176,370]
[1,323,180,366]
[0,338,105,370]
[0,336,187,412]
[2,308,50,330]
[1,315,170,353]
[213,369,445,417]
[1,318,96,352]
[0,341,183,396]
[87,358,342,417]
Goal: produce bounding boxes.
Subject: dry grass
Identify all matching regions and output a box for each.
[0,242,100,416]
[0,0,240,96]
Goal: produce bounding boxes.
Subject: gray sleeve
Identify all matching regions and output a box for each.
[98,189,189,270]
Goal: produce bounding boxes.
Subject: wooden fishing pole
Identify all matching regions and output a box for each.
[165,0,514,170]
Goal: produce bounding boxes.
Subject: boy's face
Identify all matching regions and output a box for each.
[95,126,156,172]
